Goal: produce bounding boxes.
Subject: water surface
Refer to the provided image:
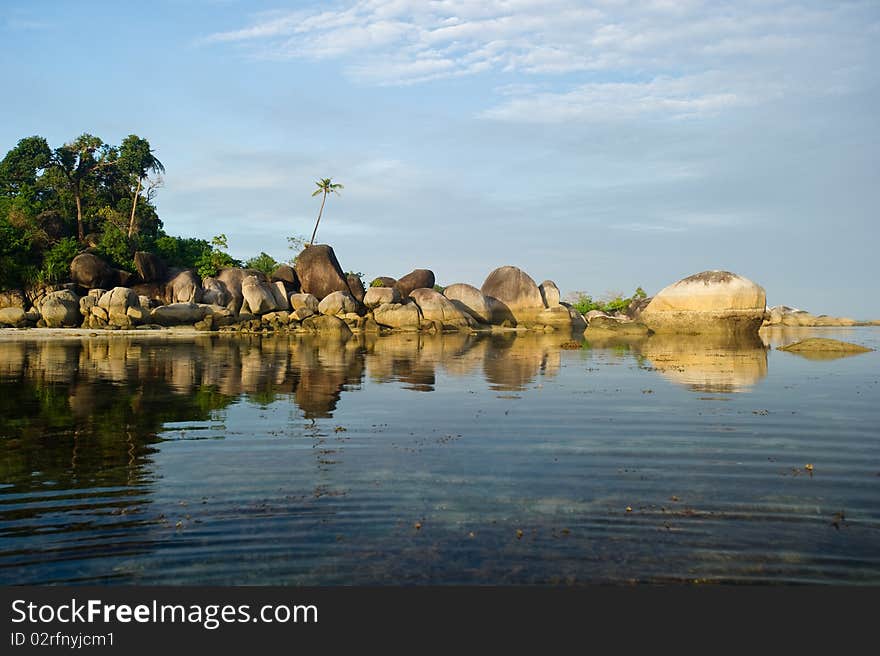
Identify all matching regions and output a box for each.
[1,327,878,584]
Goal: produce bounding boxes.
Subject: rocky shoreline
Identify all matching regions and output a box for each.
[0,244,877,339]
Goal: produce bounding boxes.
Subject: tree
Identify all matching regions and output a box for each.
[309,178,343,246]
[0,136,51,194]
[118,135,165,238]
[49,134,111,241]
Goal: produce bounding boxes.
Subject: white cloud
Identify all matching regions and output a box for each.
[201,0,878,122]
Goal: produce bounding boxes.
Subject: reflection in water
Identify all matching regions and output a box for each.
[2,328,878,585]
[637,333,768,393]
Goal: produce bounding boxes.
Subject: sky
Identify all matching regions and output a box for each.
[1,0,878,316]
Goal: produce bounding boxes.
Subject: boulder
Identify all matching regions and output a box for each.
[270,281,290,310]
[290,293,319,313]
[270,264,299,290]
[39,290,81,327]
[292,307,315,322]
[241,275,279,315]
[443,283,493,324]
[301,314,353,336]
[372,302,422,330]
[625,296,652,320]
[133,251,167,283]
[370,276,397,288]
[294,244,350,300]
[395,269,435,298]
[216,268,268,314]
[70,253,114,289]
[98,287,139,327]
[347,273,366,303]
[641,270,767,335]
[539,280,561,308]
[0,307,27,326]
[535,306,581,331]
[318,290,359,316]
[584,315,652,336]
[409,288,474,329]
[150,303,205,326]
[0,290,26,309]
[165,270,202,305]
[201,277,232,307]
[130,282,166,304]
[200,304,236,327]
[481,265,545,325]
[363,286,401,309]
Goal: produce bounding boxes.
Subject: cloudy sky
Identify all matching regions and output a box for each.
[1,0,878,315]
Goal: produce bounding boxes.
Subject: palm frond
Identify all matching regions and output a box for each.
[311,189,323,197]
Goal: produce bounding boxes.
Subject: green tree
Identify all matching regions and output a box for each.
[118,135,165,238]
[0,136,51,194]
[309,178,343,246]
[49,134,112,241]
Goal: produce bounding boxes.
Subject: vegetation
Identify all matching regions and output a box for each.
[0,132,165,289]
[246,252,280,275]
[309,178,343,246]
[195,234,240,278]
[569,287,647,315]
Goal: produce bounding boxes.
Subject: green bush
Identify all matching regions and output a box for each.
[153,234,212,270]
[245,252,280,276]
[39,237,80,284]
[369,278,386,288]
[95,224,134,271]
[571,287,647,315]
[195,234,239,278]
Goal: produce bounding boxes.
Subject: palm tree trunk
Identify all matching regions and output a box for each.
[128,176,142,239]
[75,193,84,242]
[309,192,327,246]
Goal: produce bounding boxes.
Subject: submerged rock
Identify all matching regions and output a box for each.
[778,338,872,354]
[584,314,652,336]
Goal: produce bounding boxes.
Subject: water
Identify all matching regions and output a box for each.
[1,327,878,585]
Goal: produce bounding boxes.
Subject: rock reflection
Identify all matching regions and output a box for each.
[636,333,769,393]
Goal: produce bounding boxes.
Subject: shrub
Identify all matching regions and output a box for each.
[570,286,647,315]
[153,234,212,270]
[95,224,134,271]
[195,234,240,278]
[39,237,80,284]
[245,252,280,276]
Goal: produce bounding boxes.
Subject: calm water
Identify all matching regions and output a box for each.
[1,327,878,585]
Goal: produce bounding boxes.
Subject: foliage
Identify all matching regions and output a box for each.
[195,234,240,278]
[0,131,165,290]
[153,235,212,270]
[38,237,80,284]
[95,223,135,271]
[433,284,445,293]
[569,287,648,316]
[369,278,386,288]
[245,252,280,275]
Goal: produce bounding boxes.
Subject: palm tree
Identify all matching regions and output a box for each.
[119,135,165,238]
[309,178,343,246]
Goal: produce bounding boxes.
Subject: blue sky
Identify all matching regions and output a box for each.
[2,0,878,316]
